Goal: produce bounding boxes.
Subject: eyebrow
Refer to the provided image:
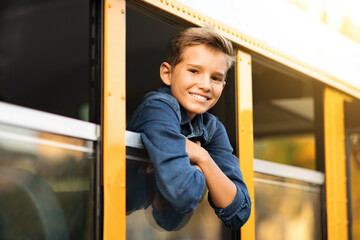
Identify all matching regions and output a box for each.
[185,63,225,77]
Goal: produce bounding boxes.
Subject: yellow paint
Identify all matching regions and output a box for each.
[103,0,126,239]
[324,87,349,240]
[237,50,255,240]
[141,0,360,99]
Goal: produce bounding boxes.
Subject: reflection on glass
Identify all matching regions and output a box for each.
[255,173,321,240]
[0,125,94,240]
[252,59,316,170]
[254,134,315,169]
[126,158,229,240]
[0,0,91,121]
[350,133,360,239]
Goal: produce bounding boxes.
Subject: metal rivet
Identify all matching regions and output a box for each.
[165,0,169,5]
[108,92,112,96]
[182,8,185,13]
[239,58,242,61]
[193,13,196,18]
[107,180,111,187]
[121,183,125,188]
[177,6,180,10]
[121,95,125,100]
[171,3,174,8]
[121,9,125,14]
[187,10,191,15]
[198,15,201,20]
[107,3,111,8]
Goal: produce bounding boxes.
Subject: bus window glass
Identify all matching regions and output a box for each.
[125,6,181,122]
[254,134,315,169]
[0,124,95,240]
[252,59,316,169]
[254,172,322,240]
[349,133,360,239]
[345,100,360,239]
[126,157,230,240]
[0,0,93,122]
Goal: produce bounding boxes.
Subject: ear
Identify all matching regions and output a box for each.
[160,62,172,86]
[222,81,226,90]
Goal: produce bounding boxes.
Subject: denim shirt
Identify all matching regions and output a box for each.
[127,85,251,229]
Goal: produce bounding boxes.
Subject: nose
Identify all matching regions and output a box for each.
[197,75,211,91]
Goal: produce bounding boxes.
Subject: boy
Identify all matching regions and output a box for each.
[127,27,251,229]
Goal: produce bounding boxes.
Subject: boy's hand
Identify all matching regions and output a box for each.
[185,137,237,209]
[184,138,209,166]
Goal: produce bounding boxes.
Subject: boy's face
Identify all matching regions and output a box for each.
[160,44,227,120]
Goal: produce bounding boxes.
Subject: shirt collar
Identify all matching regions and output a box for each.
[158,85,172,95]
[157,85,207,140]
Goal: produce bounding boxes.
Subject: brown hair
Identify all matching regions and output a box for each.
[166,27,235,71]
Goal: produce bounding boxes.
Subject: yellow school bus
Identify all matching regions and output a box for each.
[1,0,360,239]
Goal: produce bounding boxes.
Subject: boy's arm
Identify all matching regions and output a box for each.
[185,139,236,208]
[127,97,206,213]
[186,120,251,229]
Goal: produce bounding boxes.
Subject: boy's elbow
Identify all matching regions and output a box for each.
[158,170,205,213]
[239,194,252,228]
[226,190,252,229]
[170,191,200,213]
[227,197,251,229]
[240,191,252,224]
[242,198,252,226]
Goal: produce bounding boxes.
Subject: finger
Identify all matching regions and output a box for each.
[195,141,201,146]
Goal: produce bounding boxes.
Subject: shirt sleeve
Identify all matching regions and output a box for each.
[205,120,251,229]
[127,97,206,213]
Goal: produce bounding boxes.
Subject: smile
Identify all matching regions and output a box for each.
[189,93,209,101]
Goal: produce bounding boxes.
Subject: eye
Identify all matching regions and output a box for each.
[189,69,198,74]
[211,76,224,82]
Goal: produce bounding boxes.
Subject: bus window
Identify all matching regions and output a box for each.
[125,6,181,122]
[254,172,322,240]
[0,123,95,240]
[125,5,236,239]
[0,0,96,122]
[126,131,233,240]
[252,56,324,240]
[345,100,360,239]
[252,57,316,170]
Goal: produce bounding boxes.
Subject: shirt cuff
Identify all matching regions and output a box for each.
[208,186,248,223]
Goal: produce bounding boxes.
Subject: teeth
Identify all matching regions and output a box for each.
[190,93,207,100]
